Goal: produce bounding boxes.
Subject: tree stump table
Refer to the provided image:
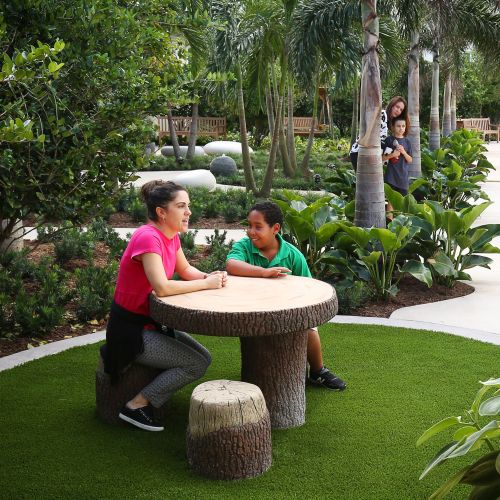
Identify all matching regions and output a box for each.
[186,379,272,479]
[149,275,337,429]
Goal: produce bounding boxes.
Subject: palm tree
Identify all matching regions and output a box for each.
[355,0,386,228]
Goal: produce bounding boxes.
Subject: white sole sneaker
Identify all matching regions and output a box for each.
[118,411,164,432]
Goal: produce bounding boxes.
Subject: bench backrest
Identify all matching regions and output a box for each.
[157,116,226,138]
[458,118,491,131]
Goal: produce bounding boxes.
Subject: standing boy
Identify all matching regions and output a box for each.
[226,201,346,391]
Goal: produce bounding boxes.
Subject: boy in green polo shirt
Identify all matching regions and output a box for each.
[226,201,346,391]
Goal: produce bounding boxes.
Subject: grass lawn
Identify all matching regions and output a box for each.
[1,324,498,499]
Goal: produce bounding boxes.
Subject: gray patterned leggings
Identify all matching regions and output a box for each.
[134,329,211,408]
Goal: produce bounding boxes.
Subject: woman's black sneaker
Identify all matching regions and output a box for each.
[119,404,164,431]
[309,367,347,391]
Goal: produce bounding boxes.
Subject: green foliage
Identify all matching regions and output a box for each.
[274,191,343,277]
[1,0,182,251]
[1,255,72,338]
[417,378,500,499]
[74,263,117,322]
[386,186,500,288]
[179,230,198,260]
[195,230,233,273]
[333,280,373,314]
[87,218,127,261]
[54,228,95,265]
[417,129,494,210]
[338,216,430,300]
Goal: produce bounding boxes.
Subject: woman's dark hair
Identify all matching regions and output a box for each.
[140,180,186,221]
[386,96,410,132]
[249,201,283,227]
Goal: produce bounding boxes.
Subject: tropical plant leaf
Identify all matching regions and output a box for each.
[417,416,462,447]
[401,260,432,287]
[461,254,493,270]
[419,441,463,480]
[428,251,456,277]
[428,466,469,500]
[479,396,500,417]
[447,421,499,459]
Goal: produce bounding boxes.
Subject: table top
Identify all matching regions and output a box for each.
[149,275,338,337]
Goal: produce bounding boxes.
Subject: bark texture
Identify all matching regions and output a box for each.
[186,380,272,479]
[0,219,24,253]
[450,85,457,132]
[355,0,385,229]
[407,31,421,179]
[149,296,337,338]
[429,43,441,151]
[240,330,308,428]
[167,107,182,163]
[442,75,451,137]
[95,357,168,424]
[186,102,199,159]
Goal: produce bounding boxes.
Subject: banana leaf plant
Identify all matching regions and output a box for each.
[417,377,500,500]
[337,215,430,300]
[273,191,343,277]
[415,129,494,210]
[386,186,500,288]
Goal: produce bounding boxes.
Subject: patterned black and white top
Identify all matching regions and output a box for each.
[350,110,388,154]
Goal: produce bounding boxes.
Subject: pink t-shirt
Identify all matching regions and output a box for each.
[114,224,181,316]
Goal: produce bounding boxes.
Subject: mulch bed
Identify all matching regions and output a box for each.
[2,215,474,359]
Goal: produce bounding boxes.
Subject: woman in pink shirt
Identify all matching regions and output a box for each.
[104,180,227,431]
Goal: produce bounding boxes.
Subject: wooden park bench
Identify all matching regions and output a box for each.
[286,117,328,136]
[157,116,226,140]
[457,118,499,142]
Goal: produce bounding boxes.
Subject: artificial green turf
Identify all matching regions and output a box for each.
[1,324,498,499]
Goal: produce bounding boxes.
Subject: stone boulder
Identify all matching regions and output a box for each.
[209,155,238,177]
[174,170,217,191]
[203,141,254,155]
[161,145,206,157]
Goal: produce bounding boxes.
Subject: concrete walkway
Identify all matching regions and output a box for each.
[3,142,499,372]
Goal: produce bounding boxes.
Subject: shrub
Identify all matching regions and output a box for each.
[54,228,95,264]
[180,231,199,260]
[74,263,118,322]
[196,230,233,273]
[88,219,127,261]
[12,259,72,337]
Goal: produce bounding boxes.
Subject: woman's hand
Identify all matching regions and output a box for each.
[204,271,227,289]
[206,270,228,287]
[261,266,291,278]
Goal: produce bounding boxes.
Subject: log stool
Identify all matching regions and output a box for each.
[186,380,272,480]
[95,352,169,425]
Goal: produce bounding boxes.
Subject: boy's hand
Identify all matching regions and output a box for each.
[396,145,406,154]
[261,267,291,278]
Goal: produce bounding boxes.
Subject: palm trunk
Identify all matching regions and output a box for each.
[407,30,421,178]
[260,95,284,198]
[236,62,257,194]
[355,0,385,229]
[266,82,275,138]
[300,78,318,178]
[450,82,457,132]
[277,56,294,178]
[167,106,183,164]
[442,74,451,137]
[429,40,441,150]
[350,81,360,148]
[186,102,199,159]
[287,81,297,172]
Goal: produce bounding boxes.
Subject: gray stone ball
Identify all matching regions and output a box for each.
[209,155,238,177]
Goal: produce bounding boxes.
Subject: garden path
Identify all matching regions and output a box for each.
[5,143,500,372]
[355,142,500,343]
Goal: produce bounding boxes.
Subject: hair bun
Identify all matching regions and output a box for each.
[140,180,168,203]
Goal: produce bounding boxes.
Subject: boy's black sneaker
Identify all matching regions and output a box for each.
[119,404,164,431]
[309,367,346,391]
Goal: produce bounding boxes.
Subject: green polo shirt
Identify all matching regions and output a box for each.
[226,234,312,278]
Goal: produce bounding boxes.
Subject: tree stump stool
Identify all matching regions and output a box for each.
[95,355,169,424]
[186,380,272,480]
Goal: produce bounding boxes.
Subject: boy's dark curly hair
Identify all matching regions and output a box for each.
[249,201,283,227]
